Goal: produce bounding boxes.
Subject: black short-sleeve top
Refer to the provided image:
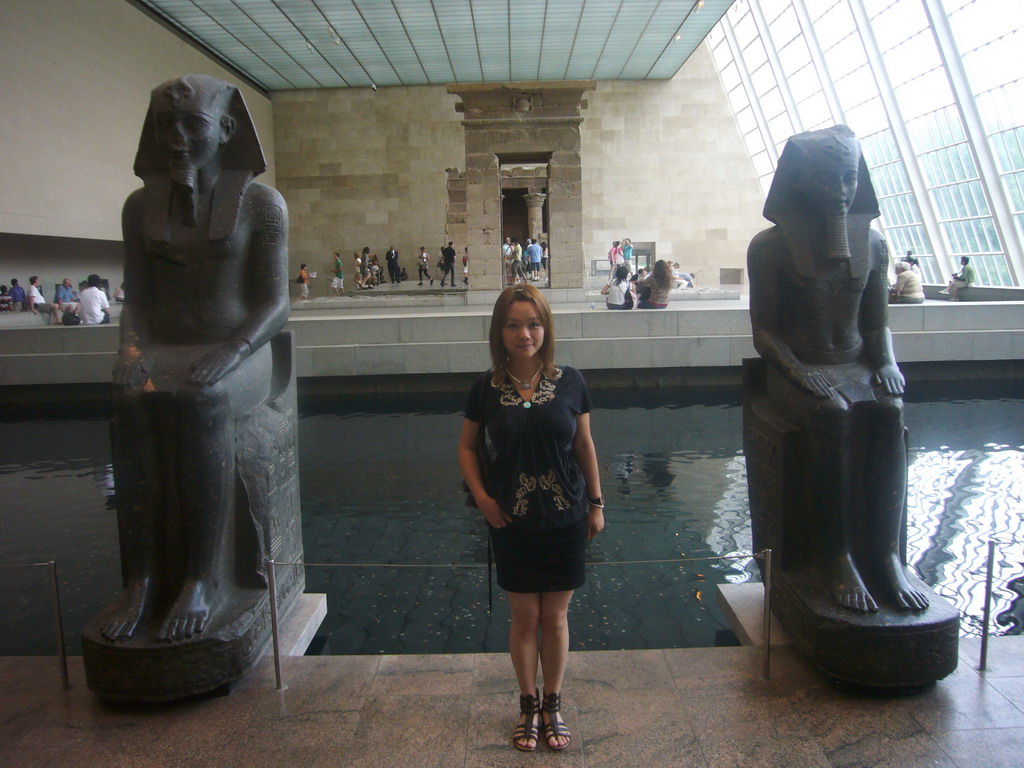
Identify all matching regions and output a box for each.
[465,365,592,532]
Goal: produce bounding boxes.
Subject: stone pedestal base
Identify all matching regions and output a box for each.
[82,587,277,702]
[772,570,959,689]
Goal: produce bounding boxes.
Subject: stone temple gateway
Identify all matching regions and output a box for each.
[446,81,596,291]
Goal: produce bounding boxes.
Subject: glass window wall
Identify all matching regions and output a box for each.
[708,0,1024,286]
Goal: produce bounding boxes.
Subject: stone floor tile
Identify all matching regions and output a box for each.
[908,665,1024,733]
[662,646,764,692]
[471,652,521,696]
[0,746,69,768]
[985,675,1024,714]
[565,648,676,694]
[341,693,470,768]
[575,688,706,768]
[464,693,584,768]
[960,636,1024,678]
[236,654,380,700]
[698,736,829,768]
[208,744,343,768]
[681,687,813,744]
[822,732,957,768]
[241,695,362,752]
[792,685,930,747]
[931,726,1024,768]
[369,653,475,697]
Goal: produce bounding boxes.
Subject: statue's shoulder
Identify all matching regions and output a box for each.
[123,186,146,214]
[243,181,286,211]
[747,226,786,263]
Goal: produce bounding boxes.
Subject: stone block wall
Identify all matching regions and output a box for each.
[271,44,766,292]
[272,86,464,285]
[581,44,766,287]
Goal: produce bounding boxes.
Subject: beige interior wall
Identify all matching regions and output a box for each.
[0,0,275,287]
[272,44,764,292]
[581,44,766,287]
[271,86,464,287]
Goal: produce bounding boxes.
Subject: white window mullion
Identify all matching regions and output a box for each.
[748,1,804,133]
[847,0,952,272]
[721,16,780,168]
[789,0,846,125]
[921,0,1023,284]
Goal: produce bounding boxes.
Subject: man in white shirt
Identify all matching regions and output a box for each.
[26,275,47,313]
[79,273,110,324]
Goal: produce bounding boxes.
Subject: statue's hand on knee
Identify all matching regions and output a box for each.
[794,368,834,399]
[190,340,249,387]
[871,364,905,396]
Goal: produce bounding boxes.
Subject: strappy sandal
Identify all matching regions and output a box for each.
[512,689,541,752]
[541,690,571,750]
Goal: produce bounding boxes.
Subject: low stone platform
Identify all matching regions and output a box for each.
[1,295,1022,386]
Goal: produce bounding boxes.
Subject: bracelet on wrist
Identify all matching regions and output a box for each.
[588,496,604,509]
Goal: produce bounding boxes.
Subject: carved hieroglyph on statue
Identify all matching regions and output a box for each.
[82,75,305,701]
[742,125,958,690]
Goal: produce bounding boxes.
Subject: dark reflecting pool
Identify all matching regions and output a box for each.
[1,381,1022,655]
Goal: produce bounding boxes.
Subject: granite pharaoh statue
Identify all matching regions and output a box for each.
[82,75,304,701]
[743,125,958,689]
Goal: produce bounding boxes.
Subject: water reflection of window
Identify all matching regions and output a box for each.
[907,448,1024,638]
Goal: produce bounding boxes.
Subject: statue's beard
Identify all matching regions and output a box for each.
[824,213,851,260]
[170,166,198,227]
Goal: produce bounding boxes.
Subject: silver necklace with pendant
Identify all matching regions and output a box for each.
[508,365,542,408]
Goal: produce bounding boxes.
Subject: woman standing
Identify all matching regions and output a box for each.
[458,284,604,752]
[621,238,634,275]
[607,240,623,278]
[635,259,673,308]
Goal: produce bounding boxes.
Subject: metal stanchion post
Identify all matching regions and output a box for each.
[267,559,284,690]
[978,539,996,672]
[761,549,773,680]
[47,561,69,690]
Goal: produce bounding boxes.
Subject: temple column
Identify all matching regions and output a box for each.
[523,192,547,241]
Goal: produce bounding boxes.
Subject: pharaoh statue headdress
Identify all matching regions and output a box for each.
[133,74,265,242]
[762,125,880,279]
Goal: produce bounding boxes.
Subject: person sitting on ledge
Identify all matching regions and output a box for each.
[8,279,25,312]
[941,255,975,301]
[0,285,12,312]
[601,264,635,309]
[51,278,81,324]
[889,261,924,304]
[79,273,110,325]
[635,259,673,308]
[26,276,47,314]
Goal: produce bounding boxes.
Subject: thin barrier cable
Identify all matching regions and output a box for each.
[265,550,774,691]
[0,561,69,690]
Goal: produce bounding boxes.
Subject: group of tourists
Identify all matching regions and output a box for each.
[0,274,114,324]
[503,237,549,285]
[600,259,680,309]
[299,244,471,297]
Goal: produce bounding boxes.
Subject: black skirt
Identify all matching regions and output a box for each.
[490,518,588,593]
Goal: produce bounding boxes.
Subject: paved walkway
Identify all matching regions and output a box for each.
[3,635,1022,767]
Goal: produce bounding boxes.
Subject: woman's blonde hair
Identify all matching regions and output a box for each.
[488,283,556,384]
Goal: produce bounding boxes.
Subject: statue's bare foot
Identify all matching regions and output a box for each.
[101,579,152,641]
[881,555,930,612]
[158,580,210,641]
[826,554,879,613]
